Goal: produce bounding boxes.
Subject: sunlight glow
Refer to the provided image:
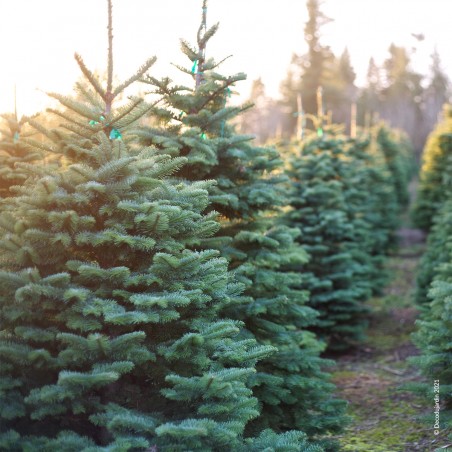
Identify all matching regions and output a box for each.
[0,0,450,115]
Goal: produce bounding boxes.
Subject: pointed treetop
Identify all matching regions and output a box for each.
[34,0,157,147]
[106,0,114,111]
[71,0,156,118]
[195,0,208,87]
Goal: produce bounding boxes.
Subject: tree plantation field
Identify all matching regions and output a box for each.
[0,1,451,451]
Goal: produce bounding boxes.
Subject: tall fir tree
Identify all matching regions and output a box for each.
[0,2,325,450]
[284,133,374,348]
[280,0,335,137]
[283,122,409,343]
[357,57,382,126]
[375,124,411,209]
[345,131,400,285]
[135,2,347,449]
[380,43,424,150]
[300,0,334,117]
[327,48,357,128]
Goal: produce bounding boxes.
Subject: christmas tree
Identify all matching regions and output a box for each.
[134,2,347,449]
[0,2,325,450]
[375,124,412,209]
[407,200,452,436]
[284,133,373,349]
[346,130,401,290]
[415,199,452,304]
[412,104,452,231]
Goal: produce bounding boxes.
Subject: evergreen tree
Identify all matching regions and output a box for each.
[357,57,382,128]
[412,105,452,230]
[415,111,452,303]
[322,48,357,129]
[347,131,400,272]
[283,122,408,343]
[0,112,42,197]
[0,136,275,451]
[284,134,375,348]
[407,200,452,436]
[423,48,450,137]
[279,0,336,137]
[427,49,450,107]
[0,2,325,450]
[301,0,334,116]
[415,199,452,305]
[135,2,347,449]
[376,124,412,208]
[380,44,424,150]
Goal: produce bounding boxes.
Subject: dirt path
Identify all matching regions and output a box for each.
[331,228,451,452]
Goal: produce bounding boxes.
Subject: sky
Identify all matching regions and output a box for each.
[0,0,450,116]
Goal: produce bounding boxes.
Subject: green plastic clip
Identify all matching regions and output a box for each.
[109,128,122,140]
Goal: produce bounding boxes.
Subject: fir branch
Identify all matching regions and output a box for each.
[46,109,93,132]
[110,97,144,125]
[74,53,106,100]
[25,118,59,142]
[60,123,97,140]
[20,138,57,155]
[204,54,233,71]
[199,23,219,49]
[74,82,104,109]
[195,79,237,113]
[113,57,157,97]
[113,101,157,130]
[179,39,198,62]
[47,92,101,122]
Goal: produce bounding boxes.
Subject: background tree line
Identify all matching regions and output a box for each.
[239,0,450,157]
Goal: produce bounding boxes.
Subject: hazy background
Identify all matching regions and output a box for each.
[0,1,449,109]
[0,0,450,151]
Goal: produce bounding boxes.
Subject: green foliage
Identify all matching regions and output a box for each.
[375,124,412,209]
[409,124,452,436]
[0,4,309,450]
[348,132,400,258]
[412,105,452,230]
[0,1,417,450]
[135,12,346,450]
[284,125,407,349]
[0,113,42,197]
[415,199,452,304]
[284,135,372,348]
[0,132,284,450]
[279,1,357,135]
[408,246,452,435]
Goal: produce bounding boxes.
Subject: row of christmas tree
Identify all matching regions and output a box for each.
[0,1,413,450]
[409,105,452,436]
